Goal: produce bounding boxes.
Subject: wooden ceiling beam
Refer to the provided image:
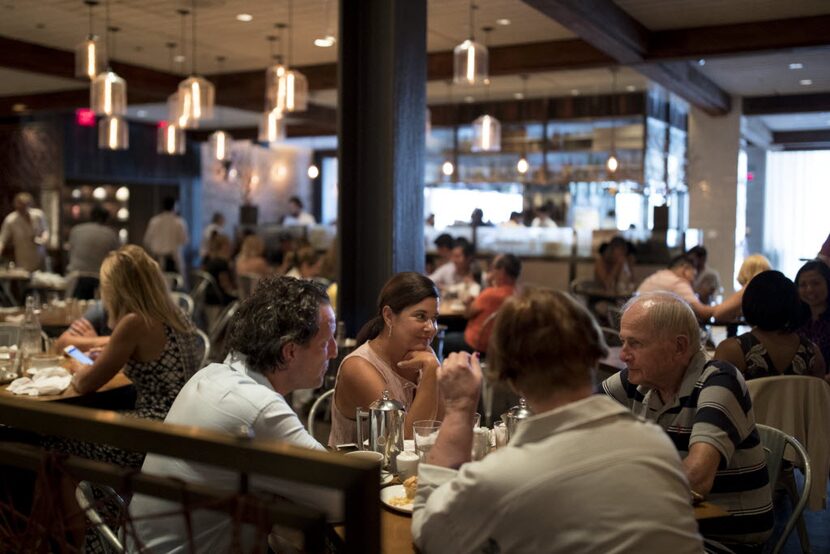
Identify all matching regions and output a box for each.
[520,0,731,115]
[772,129,830,149]
[743,93,830,115]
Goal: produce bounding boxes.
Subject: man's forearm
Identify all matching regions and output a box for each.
[425,406,474,469]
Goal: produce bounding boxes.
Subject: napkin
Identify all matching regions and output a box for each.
[7,367,72,396]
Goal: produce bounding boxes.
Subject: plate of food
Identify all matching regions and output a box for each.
[380,476,417,514]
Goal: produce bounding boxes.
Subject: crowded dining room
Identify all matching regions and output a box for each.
[1,0,830,552]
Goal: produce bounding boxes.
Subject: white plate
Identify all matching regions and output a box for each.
[380,484,413,514]
[380,470,394,485]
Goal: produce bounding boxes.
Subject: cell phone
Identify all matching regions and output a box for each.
[64,345,94,365]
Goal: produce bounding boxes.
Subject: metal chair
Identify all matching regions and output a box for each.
[163,272,184,292]
[170,291,195,317]
[193,327,211,372]
[307,388,334,442]
[208,301,239,362]
[189,270,222,330]
[75,481,125,553]
[756,424,812,554]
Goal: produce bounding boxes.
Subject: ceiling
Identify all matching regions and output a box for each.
[1,0,830,140]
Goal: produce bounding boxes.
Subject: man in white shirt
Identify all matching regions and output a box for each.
[0,192,49,271]
[143,197,188,275]
[282,196,316,226]
[412,288,703,553]
[428,238,480,299]
[129,276,340,551]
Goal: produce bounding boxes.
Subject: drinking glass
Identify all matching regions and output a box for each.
[413,420,441,462]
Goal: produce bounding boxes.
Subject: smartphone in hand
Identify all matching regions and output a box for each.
[64,345,94,365]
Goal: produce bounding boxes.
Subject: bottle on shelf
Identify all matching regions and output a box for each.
[17,295,43,374]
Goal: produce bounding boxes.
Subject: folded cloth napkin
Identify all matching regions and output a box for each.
[7,367,72,396]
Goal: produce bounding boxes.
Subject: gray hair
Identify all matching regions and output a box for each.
[622,292,701,354]
[226,275,330,374]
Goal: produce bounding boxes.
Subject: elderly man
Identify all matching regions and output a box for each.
[638,255,741,322]
[0,192,49,271]
[129,276,339,551]
[413,288,703,553]
[602,292,774,550]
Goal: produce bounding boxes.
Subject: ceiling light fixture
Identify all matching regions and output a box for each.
[313,0,336,48]
[516,74,530,177]
[453,1,488,85]
[800,79,813,86]
[307,164,320,179]
[626,85,635,92]
[788,63,803,70]
[471,26,500,153]
[265,2,308,114]
[570,89,580,96]
[235,13,253,22]
[496,18,510,26]
[176,0,215,127]
[314,36,335,47]
[75,0,105,80]
[606,68,619,176]
[208,55,232,161]
[90,10,126,118]
[159,40,186,155]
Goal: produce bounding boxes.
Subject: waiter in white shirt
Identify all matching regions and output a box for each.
[143,196,189,276]
[282,196,316,226]
[0,192,49,271]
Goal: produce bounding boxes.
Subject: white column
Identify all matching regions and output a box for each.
[687,98,742,295]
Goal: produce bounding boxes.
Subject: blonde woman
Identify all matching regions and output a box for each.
[65,245,199,467]
[707,254,773,319]
[235,234,271,277]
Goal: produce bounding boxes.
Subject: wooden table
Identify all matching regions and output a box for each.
[0,371,132,402]
[368,501,728,553]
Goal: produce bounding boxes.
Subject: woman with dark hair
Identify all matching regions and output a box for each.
[714,270,825,380]
[329,272,442,446]
[796,260,830,369]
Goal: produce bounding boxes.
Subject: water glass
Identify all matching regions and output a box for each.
[412,420,441,462]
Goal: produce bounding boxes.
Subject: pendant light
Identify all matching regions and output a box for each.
[453,1,488,85]
[265,2,308,114]
[606,67,619,176]
[158,42,186,156]
[258,108,286,144]
[75,0,106,79]
[208,56,232,162]
[90,5,126,117]
[516,74,530,177]
[442,80,455,179]
[263,32,286,112]
[471,27,500,153]
[99,114,128,150]
[176,0,214,127]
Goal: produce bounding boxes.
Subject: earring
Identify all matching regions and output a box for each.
[388,325,393,338]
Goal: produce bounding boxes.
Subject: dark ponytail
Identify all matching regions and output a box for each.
[355,272,440,346]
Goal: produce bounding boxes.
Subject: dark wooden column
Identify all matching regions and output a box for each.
[337,0,427,337]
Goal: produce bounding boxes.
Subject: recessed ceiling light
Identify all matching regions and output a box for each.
[11,103,27,112]
[570,89,580,96]
[496,18,511,26]
[789,63,804,70]
[625,85,636,92]
[464,96,474,103]
[136,110,147,117]
[235,13,253,22]
[800,79,813,86]
[513,92,524,100]
[314,36,336,48]
[697,59,705,66]
[174,54,185,63]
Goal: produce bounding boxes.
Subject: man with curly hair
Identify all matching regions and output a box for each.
[129,275,339,551]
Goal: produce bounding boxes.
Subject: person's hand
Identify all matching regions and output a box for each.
[437,352,482,412]
[68,318,97,338]
[86,347,105,360]
[64,358,89,374]
[398,349,439,374]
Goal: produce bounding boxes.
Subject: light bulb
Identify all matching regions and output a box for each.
[517,157,529,175]
[606,155,619,173]
[441,160,454,177]
[307,164,320,179]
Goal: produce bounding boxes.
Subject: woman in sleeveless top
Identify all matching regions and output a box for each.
[61,245,199,467]
[714,270,825,381]
[329,272,443,447]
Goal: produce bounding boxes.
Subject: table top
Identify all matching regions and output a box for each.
[0,371,132,402]
[354,500,727,553]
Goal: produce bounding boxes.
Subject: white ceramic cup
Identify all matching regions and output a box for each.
[345,450,384,465]
[396,451,419,481]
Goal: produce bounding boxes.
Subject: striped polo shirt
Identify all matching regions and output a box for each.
[602,352,774,546]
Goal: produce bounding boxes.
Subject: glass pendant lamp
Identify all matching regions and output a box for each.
[209,130,232,162]
[75,1,105,79]
[176,1,215,126]
[264,11,308,114]
[606,68,619,176]
[258,108,286,144]
[90,69,126,115]
[453,0,488,85]
[472,114,501,152]
[157,122,185,155]
[98,115,128,150]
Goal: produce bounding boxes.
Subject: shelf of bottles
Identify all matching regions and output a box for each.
[61,184,130,245]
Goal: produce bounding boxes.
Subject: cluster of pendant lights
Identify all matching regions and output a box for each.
[75,0,128,150]
[453,1,500,155]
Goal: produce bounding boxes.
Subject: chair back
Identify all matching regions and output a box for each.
[756,424,813,554]
[193,327,211,371]
[163,272,184,292]
[747,375,830,511]
[189,270,222,329]
[307,389,334,442]
[170,292,195,317]
[208,301,239,361]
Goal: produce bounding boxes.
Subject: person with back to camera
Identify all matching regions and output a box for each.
[714,270,826,381]
[413,288,704,553]
[329,272,443,446]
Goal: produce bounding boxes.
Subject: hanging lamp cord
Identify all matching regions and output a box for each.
[469,0,475,41]
[288,0,294,66]
[191,0,197,75]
